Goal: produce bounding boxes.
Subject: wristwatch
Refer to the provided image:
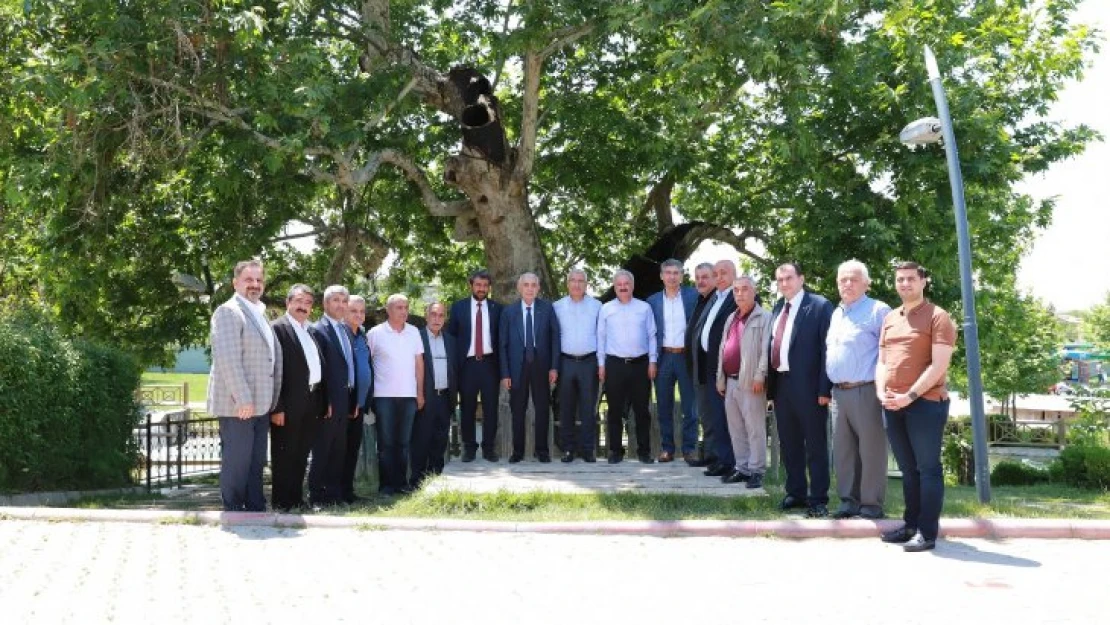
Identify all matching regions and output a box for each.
[907,391,919,401]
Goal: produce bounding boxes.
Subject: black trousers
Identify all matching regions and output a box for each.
[509,359,552,456]
[774,372,830,506]
[340,411,365,501]
[269,390,323,510]
[558,357,599,453]
[412,389,453,483]
[604,355,651,456]
[460,357,500,453]
[308,390,352,505]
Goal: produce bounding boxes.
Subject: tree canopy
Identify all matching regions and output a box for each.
[0,0,1101,365]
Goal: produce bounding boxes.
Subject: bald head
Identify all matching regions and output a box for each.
[713,260,737,292]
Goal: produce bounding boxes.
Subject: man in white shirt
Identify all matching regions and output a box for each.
[367,294,425,495]
[269,284,327,512]
[553,269,603,462]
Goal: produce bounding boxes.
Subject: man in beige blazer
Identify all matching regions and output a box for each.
[716,275,771,489]
[208,259,283,511]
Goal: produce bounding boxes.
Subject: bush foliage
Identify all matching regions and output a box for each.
[0,313,141,492]
[1051,445,1110,491]
[990,461,1051,487]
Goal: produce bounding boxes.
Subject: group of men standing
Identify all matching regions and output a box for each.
[207,257,955,551]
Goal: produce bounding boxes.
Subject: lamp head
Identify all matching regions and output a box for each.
[899,117,943,146]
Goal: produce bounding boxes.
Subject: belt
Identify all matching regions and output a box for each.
[835,381,874,390]
[561,352,596,362]
[466,355,489,362]
[308,382,321,392]
[662,347,685,354]
[434,388,450,396]
[726,374,739,380]
[606,354,648,364]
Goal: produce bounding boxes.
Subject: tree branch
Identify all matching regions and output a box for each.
[490,0,517,91]
[538,22,596,60]
[351,149,471,217]
[514,51,543,181]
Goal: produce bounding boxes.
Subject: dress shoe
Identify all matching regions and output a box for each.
[399,485,416,495]
[903,533,936,552]
[561,451,575,463]
[880,525,918,544]
[483,451,500,462]
[704,463,731,477]
[721,469,751,484]
[779,495,808,511]
[683,452,699,466]
[581,451,597,463]
[805,504,829,518]
[607,452,623,464]
[859,506,886,520]
[537,453,552,463]
[657,451,674,463]
[378,487,397,497]
[508,453,524,464]
[461,449,476,462]
[638,453,655,464]
[689,457,715,468]
[746,473,763,489]
[832,506,860,520]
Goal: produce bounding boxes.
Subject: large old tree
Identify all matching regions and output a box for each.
[0,0,1100,364]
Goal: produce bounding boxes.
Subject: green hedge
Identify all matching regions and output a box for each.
[990,460,1050,486]
[1051,445,1110,490]
[0,315,141,492]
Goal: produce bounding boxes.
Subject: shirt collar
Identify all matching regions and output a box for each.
[236,294,266,315]
[787,290,805,309]
[521,299,536,311]
[840,294,870,313]
[285,312,309,329]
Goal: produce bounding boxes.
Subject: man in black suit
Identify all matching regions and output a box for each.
[691,260,739,478]
[309,285,356,507]
[499,272,562,463]
[412,301,458,484]
[446,269,504,462]
[269,284,328,512]
[766,262,835,518]
[684,262,716,466]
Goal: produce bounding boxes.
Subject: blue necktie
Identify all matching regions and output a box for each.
[336,321,354,387]
[525,306,535,364]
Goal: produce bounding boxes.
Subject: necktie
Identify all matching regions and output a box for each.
[771,302,792,371]
[525,305,535,364]
[474,300,484,358]
[336,321,354,387]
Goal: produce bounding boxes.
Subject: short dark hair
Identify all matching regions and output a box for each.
[660,258,683,272]
[775,261,804,278]
[894,261,927,279]
[468,269,493,285]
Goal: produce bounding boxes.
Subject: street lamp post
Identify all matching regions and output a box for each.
[899,45,992,504]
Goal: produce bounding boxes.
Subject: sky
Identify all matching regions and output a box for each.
[690,2,1110,312]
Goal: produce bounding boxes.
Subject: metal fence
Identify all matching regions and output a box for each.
[135,409,221,491]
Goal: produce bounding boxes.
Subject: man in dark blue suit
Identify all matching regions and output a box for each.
[309,285,356,507]
[446,269,504,462]
[692,260,739,478]
[499,272,562,463]
[766,262,835,518]
[412,301,458,484]
[647,259,700,463]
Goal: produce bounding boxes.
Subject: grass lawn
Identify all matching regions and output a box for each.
[336,477,1110,522]
[141,372,209,404]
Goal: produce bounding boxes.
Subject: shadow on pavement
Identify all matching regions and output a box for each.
[220,524,304,540]
[932,540,1041,568]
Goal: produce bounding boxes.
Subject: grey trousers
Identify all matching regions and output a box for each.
[694,382,716,461]
[832,383,887,510]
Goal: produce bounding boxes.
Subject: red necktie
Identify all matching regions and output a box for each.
[771,302,791,371]
[474,300,484,358]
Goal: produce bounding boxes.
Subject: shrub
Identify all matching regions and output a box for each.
[1051,445,1110,490]
[0,314,141,492]
[990,460,1050,486]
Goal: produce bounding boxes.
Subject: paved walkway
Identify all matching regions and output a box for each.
[427,458,768,496]
[1,519,1106,624]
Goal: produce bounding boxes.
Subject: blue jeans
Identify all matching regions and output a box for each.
[884,398,949,541]
[654,351,697,454]
[374,397,417,492]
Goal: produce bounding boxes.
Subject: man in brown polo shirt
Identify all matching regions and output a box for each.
[875,261,957,552]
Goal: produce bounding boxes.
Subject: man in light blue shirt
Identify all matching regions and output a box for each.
[553,269,603,462]
[826,260,892,520]
[597,270,657,464]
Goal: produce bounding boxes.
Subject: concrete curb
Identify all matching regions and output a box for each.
[0,486,148,507]
[3,506,1110,539]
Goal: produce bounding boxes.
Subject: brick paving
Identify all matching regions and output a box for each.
[1,519,1107,624]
